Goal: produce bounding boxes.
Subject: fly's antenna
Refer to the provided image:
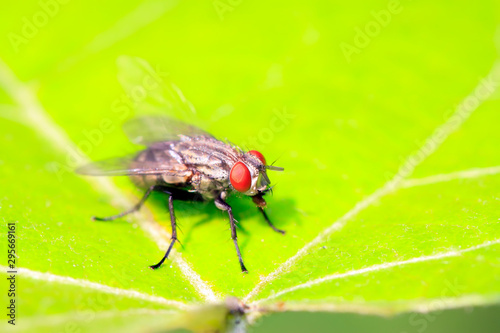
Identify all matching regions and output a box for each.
[266,157,284,171]
[266,165,284,171]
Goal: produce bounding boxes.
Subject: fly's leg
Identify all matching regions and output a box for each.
[93,183,177,269]
[252,194,285,234]
[258,207,285,235]
[92,184,161,221]
[215,195,248,273]
[150,194,177,270]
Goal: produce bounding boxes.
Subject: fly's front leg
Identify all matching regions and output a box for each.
[258,207,285,235]
[150,193,177,269]
[93,184,160,221]
[252,194,285,235]
[215,193,248,273]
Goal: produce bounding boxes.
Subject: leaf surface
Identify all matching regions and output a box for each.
[1,0,499,331]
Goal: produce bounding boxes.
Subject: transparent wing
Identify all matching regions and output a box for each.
[123,115,213,146]
[117,55,197,119]
[76,153,190,177]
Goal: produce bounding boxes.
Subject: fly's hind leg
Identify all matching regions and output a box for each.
[93,183,177,270]
[150,191,177,270]
[92,184,162,221]
[215,193,248,273]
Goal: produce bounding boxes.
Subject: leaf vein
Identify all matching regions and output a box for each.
[244,63,500,302]
[1,265,188,309]
[401,165,500,189]
[0,56,219,303]
[252,239,500,304]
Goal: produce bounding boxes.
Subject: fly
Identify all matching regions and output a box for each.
[77,116,285,273]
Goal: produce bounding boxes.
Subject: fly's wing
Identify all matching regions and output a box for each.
[117,56,213,146]
[76,152,191,178]
[123,115,213,146]
[117,56,196,120]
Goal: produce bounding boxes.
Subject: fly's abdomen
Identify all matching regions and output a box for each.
[129,147,194,189]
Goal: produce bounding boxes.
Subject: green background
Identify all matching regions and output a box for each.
[1,0,500,332]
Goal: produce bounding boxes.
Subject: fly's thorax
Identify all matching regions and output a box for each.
[190,171,228,195]
[173,137,238,181]
[168,137,272,196]
[167,137,237,194]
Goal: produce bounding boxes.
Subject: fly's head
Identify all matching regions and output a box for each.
[228,150,283,205]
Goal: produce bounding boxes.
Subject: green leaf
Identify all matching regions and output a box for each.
[1,0,500,332]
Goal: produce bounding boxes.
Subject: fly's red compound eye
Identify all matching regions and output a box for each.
[248,150,266,165]
[230,162,252,192]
